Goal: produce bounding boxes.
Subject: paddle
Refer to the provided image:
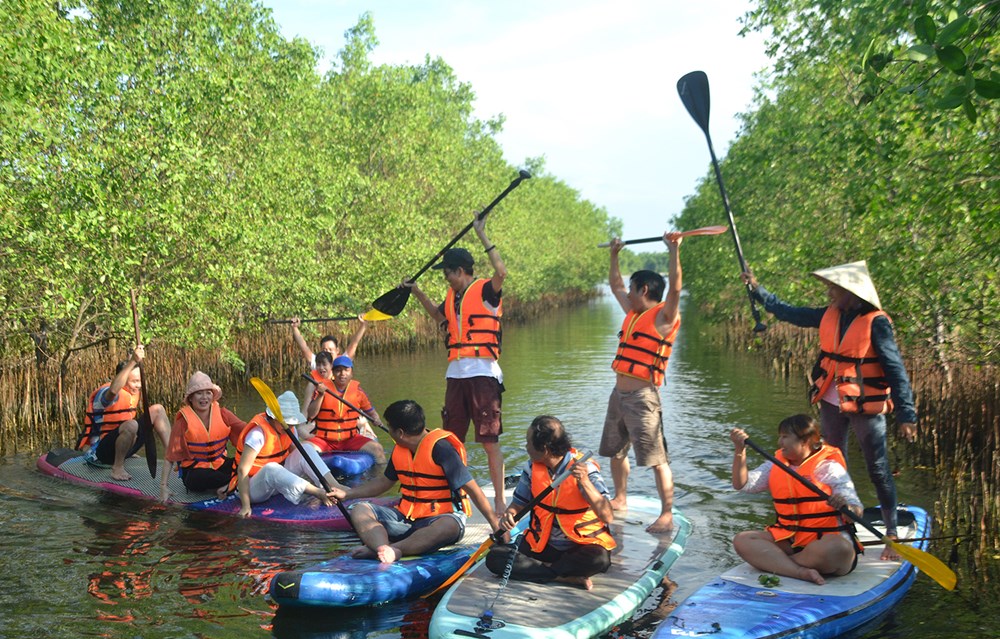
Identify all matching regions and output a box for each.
[424,451,593,597]
[129,289,157,478]
[677,71,766,333]
[596,225,728,247]
[299,373,389,434]
[249,376,357,533]
[369,169,531,318]
[742,437,957,591]
[265,310,388,325]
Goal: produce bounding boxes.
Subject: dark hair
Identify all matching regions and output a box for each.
[315,351,334,366]
[384,400,426,436]
[629,270,666,302]
[528,415,572,458]
[319,335,340,349]
[778,414,823,449]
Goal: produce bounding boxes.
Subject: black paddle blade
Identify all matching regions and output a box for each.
[677,70,711,134]
[370,286,411,317]
[139,412,157,478]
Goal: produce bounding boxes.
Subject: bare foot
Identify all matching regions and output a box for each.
[376,545,401,564]
[555,575,594,590]
[610,496,628,512]
[646,513,673,534]
[216,485,230,500]
[111,466,132,481]
[797,567,825,585]
[880,535,902,561]
[350,545,377,560]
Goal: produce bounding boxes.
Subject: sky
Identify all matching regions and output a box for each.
[259,0,772,240]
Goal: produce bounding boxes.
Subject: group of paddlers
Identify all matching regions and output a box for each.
[77,212,919,590]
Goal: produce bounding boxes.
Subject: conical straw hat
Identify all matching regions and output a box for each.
[810,260,882,309]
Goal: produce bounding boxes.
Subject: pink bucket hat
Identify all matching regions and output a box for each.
[184,371,222,403]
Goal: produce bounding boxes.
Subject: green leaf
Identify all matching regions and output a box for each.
[905,44,935,62]
[936,45,967,72]
[936,85,969,109]
[936,16,973,47]
[974,79,1000,99]
[962,98,977,124]
[913,15,937,45]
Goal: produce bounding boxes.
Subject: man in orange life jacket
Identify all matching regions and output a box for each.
[487,415,616,591]
[599,231,684,533]
[742,261,917,561]
[79,345,171,490]
[329,399,501,564]
[405,214,507,516]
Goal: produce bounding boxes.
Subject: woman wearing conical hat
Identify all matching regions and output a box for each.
[741,261,917,561]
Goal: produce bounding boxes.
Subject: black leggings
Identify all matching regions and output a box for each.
[485,539,612,582]
[180,458,236,492]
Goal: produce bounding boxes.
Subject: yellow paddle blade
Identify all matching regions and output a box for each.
[887,537,957,590]
[362,308,394,322]
[249,377,285,426]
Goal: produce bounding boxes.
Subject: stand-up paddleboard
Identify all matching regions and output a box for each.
[269,483,520,607]
[36,448,396,529]
[655,505,930,639]
[322,450,375,477]
[429,496,692,639]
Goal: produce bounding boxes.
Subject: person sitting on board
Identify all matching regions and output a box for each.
[329,399,501,564]
[486,415,616,591]
[165,371,245,500]
[77,344,172,492]
[290,314,367,370]
[304,353,386,467]
[232,390,345,518]
[599,231,684,533]
[730,415,864,586]
[741,262,917,561]
[403,214,508,516]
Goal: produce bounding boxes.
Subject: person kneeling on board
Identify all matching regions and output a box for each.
[486,416,616,591]
[329,399,501,564]
[232,391,345,518]
[730,415,863,586]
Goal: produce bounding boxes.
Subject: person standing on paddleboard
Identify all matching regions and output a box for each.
[599,231,684,533]
[741,261,917,561]
[404,214,508,515]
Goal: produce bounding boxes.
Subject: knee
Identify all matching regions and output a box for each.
[485,545,514,575]
[120,421,139,437]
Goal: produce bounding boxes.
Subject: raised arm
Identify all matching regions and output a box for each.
[342,316,368,360]
[474,215,506,293]
[290,318,314,364]
[608,238,631,313]
[658,232,683,330]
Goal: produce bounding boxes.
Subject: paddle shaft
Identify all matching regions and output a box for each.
[129,289,157,478]
[266,316,357,324]
[596,225,728,247]
[677,71,766,332]
[300,373,389,434]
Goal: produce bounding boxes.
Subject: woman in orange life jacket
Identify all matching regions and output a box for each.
[78,344,172,495]
[328,399,501,565]
[165,371,245,499]
[304,353,386,466]
[233,390,345,519]
[741,262,917,561]
[730,415,863,586]
[486,415,616,591]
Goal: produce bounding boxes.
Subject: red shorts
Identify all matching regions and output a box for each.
[308,435,372,453]
[442,376,502,444]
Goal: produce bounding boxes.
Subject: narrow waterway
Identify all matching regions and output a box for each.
[0,291,988,638]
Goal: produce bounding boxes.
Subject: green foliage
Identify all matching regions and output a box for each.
[1,1,609,366]
[680,0,999,364]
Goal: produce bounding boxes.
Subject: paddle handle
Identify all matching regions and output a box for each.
[128,289,150,412]
[406,170,531,284]
[299,373,389,433]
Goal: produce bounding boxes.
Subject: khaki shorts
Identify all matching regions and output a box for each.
[598,386,669,467]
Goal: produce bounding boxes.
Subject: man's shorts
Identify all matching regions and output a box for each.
[442,376,502,444]
[355,502,466,550]
[598,386,669,467]
[308,435,372,453]
[91,425,143,466]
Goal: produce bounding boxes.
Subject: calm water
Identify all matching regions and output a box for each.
[0,292,991,638]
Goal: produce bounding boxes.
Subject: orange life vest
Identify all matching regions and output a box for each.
[525,451,616,552]
[611,303,679,386]
[444,278,502,361]
[767,445,854,548]
[234,413,292,478]
[809,306,894,415]
[393,429,472,520]
[176,403,231,471]
[310,372,368,442]
[77,384,139,449]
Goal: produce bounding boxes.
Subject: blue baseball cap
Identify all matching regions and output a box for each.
[332,355,354,369]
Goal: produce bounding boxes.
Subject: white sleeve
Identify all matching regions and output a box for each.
[739,461,773,494]
[243,427,266,452]
[815,459,863,508]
